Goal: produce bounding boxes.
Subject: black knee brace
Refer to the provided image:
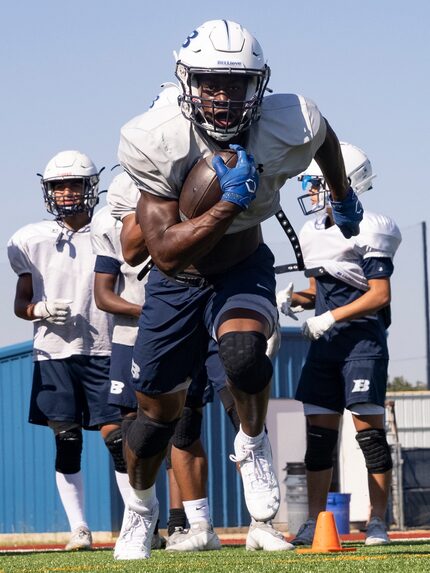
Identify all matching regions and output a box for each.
[171,406,202,450]
[55,428,83,474]
[218,331,273,395]
[126,409,177,459]
[104,427,127,473]
[356,428,393,474]
[305,425,339,472]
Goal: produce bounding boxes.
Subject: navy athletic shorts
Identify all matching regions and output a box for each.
[108,343,137,410]
[29,355,122,429]
[295,357,389,414]
[109,341,224,409]
[131,243,276,396]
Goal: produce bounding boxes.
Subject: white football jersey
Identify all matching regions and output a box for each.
[299,211,402,290]
[91,204,146,346]
[119,91,326,234]
[107,171,141,221]
[7,220,112,360]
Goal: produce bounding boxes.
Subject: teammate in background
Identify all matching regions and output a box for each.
[109,171,291,553]
[277,142,401,546]
[7,151,127,551]
[114,20,362,560]
[100,172,222,552]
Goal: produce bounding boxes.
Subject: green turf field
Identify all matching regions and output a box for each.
[2,541,430,573]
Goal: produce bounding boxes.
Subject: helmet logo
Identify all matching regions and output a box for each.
[182,30,198,48]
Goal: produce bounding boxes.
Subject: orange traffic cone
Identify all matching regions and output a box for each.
[296,511,356,553]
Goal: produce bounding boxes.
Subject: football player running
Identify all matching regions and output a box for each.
[7,151,127,551]
[114,20,363,560]
[107,171,290,553]
[92,171,223,552]
[277,142,401,546]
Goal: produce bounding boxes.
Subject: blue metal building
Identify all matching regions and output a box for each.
[0,329,309,533]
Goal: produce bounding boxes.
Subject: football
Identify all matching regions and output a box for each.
[179,150,238,219]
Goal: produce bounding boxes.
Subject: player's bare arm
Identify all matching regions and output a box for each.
[136,145,259,275]
[313,120,364,239]
[120,212,149,267]
[137,191,241,276]
[314,120,349,201]
[14,273,36,320]
[292,277,317,310]
[94,272,142,319]
[331,277,391,324]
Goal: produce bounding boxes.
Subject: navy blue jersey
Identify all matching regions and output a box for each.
[308,257,394,362]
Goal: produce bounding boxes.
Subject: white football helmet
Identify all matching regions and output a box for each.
[175,19,270,141]
[297,142,376,215]
[40,150,101,218]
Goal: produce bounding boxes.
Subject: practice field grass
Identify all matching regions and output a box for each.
[2,541,430,573]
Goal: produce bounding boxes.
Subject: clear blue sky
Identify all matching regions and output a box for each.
[1,0,429,384]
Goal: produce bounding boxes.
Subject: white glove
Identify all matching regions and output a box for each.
[33,299,72,325]
[302,311,336,341]
[276,282,304,321]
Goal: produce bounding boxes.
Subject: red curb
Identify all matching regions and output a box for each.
[1,532,430,552]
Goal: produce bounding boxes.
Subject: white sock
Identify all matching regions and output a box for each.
[128,484,157,513]
[237,425,265,445]
[56,471,88,532]
[115,471,131,505]
[183,498,211,526]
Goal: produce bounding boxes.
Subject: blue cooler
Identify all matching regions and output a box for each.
[326,493,351,534]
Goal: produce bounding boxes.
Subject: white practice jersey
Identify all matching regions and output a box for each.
[299,211,402,291]
[107,170,141,221]
[7,220,112,361]
[119,91,326,234]
[91,202,146,346]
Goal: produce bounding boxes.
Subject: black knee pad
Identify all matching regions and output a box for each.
[126,409,177,459]
[121,412,137,441]
[305,425,339,471]
[356,428,393,474]
[218,331,273,395]
[104,427,127,473]
[171,407,202,450]
[55,427,83,474]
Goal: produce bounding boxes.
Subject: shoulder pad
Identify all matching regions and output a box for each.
[356,212,402,258]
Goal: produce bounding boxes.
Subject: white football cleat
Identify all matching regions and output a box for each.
[230,433,280,521]
[65,526,92,551]
[246,519,294,551]
[291,518,316,546]
[166,526,186,549]
[365,516,390,546]
[114,501,159,560]
[165,521,221,552]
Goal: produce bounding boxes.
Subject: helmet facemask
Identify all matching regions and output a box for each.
[297,175,329,215]
[41,175,100,219]
[39,150,102,220]
[297,142,377,217]
[176,64,270,141]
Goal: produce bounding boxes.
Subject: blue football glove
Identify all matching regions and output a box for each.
[212,144,259,210]
[329,187,364,238]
